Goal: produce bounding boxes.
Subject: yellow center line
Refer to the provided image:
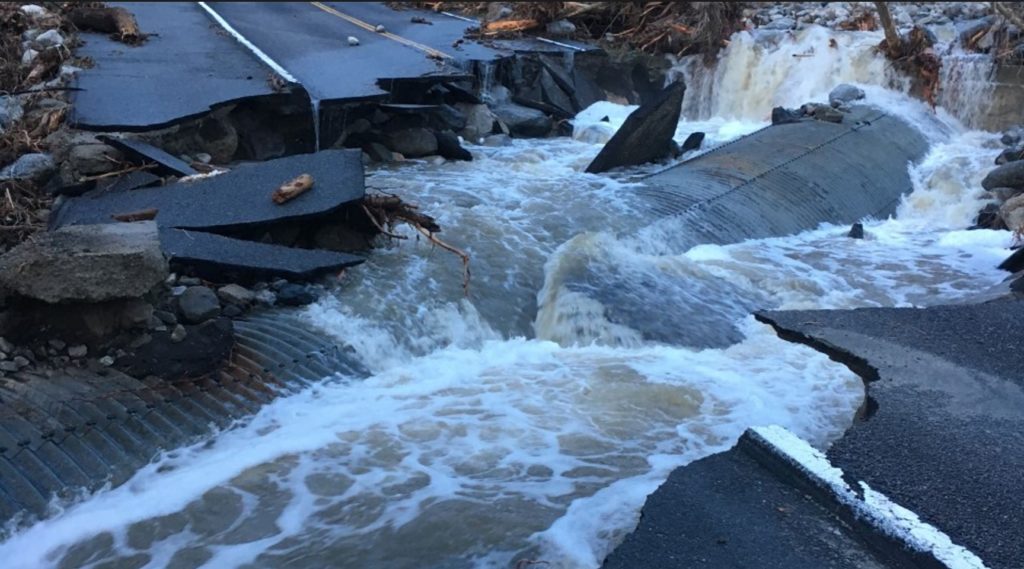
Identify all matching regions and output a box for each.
[309,2,453,60]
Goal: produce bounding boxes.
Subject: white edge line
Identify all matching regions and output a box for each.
[440,11,477,24]
[535,37,589,52]
[750,425,989,569]
[196,2,299,84]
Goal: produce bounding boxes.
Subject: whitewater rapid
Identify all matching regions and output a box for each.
[1,25,1014,569]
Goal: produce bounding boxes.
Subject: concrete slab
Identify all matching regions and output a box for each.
[758,302,1024,569]
[69,2,282,131]
[160,228,364,281]
[53,150,364,232]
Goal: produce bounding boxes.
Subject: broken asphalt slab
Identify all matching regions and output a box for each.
[161,228,363,281]
[70,2,284,131]
[206,2,477,102]
[98,136,198,177]
[52,149,364,231]
[603,430,897,569]
[757,302,1024,569]
[206,2,594,102]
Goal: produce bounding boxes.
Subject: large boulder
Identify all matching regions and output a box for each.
[455,103,497,143]
[387,127,438,158]
[585,80,685,174]
[493,104,553,138]
[999,193,1024,231]
[0,222,168,303]
[435,130,472,161]
[983,160,1024,190]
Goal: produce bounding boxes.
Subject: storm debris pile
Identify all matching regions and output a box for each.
[394,2,745,61]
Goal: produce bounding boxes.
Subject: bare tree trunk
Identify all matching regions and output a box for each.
[874,1,902,58]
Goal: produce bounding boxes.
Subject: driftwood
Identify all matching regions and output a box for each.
[874,2,902,58]
[272,174,314,204]
[69,6,146,45]
[111,208,158,222]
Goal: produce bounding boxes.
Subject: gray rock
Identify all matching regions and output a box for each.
[34,29,64,48]
[828,84,866,108]
[99,355,115,366]
[21,48,38,66]
[276,284,317,306]
[0,96,24,132]
[993,187,1024,202]
[0,352,6,361]
[0,153,55,183]
[364,142,394,163]
[154,310,178,325]
[217,284,255,306]
[19,5,47,17]
[435,130,472,161]
[434,105,467,131]
[763,17,796,30]
[195,152,212,164]
[386,128,438,158]
[22,29,41,42]
[0,337,13,354]
[482,134,512,147]
[178,276,202,286]
[170,324,187,343]
[13,355,30,368]
[546,19,577,37]
[1001,129,1022,146]
[68,345,87,358]
[493,104,553,138]
[982,160,1024,190]
[586,81,686,174]
[456,103,497,143]
[1000,194,1024,231]
[996,147,1024,166]
[178,286,221,324]
[68,144,123,176]
[0,222,168,303]
[222,304,243,318]
[0,361,18,373]
[48,339,66,351]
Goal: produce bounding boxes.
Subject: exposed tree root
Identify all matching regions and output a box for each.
[360,193,471,296]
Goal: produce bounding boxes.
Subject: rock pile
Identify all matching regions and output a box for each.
[975,125,1024,232]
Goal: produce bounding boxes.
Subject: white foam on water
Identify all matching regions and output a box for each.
[1,22,1017,569]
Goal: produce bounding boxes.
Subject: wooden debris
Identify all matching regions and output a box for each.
[272,174,314,204]
[68,6,147,45]
[481,19,541,35]
[361,193,470,295]
[111,207,158,222]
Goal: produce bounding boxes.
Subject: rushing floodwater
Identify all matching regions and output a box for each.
[2,25,1015,569]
